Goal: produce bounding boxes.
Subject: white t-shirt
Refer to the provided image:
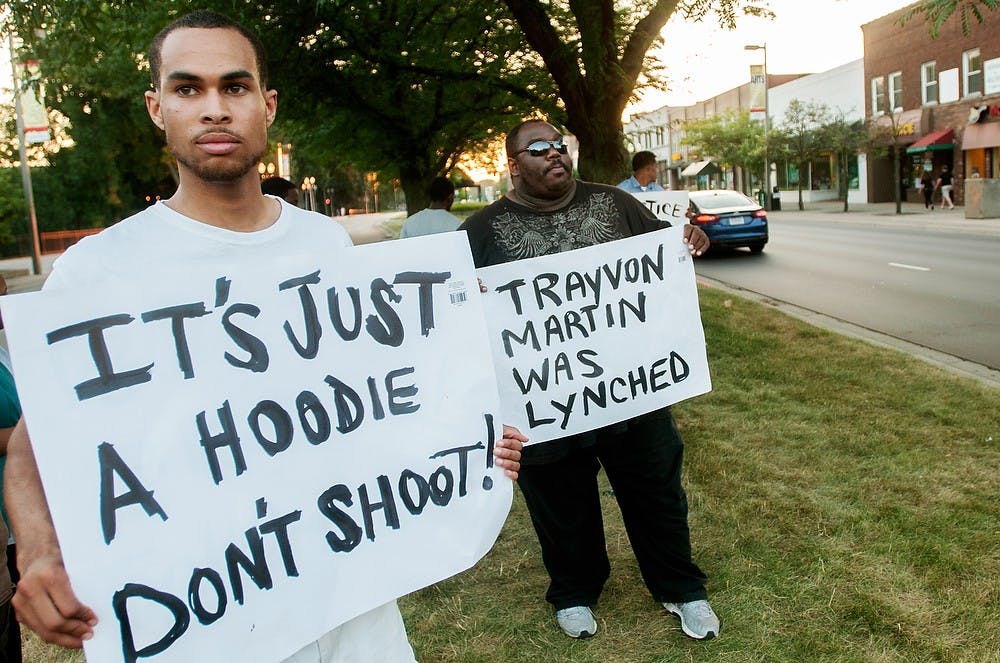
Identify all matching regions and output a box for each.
[44,197,416,663]
[399,208,461,239]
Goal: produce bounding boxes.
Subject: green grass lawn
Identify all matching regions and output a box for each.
[22,286,999,662]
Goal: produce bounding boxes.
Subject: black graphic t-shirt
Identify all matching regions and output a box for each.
[460,181,675,464]
[461,181,666,268]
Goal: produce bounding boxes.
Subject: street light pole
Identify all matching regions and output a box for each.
[745,43,769,207]
[8,31,43,275]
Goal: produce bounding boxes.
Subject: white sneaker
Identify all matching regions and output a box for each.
[662,599,720,639]
[555,606,597,638]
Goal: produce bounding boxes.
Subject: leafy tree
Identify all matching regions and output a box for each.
[258,1,553,214]
[680,110,763,192]
[4,1,552,221]
[901,0,998,37]
[0,169,27,254]
[501,0,772,184]
[3,4,180,229]
[867,110,909,215]
[817,111,868,213]
[778,100,829,211]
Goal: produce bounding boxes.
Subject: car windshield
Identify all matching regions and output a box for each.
[691,191,754,210]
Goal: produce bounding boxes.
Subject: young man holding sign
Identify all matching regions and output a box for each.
[460,120,719,642]
[3,11,523,662]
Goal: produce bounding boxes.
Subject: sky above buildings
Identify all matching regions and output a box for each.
[628,0,918,118]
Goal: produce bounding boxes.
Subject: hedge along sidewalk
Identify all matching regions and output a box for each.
[400,285,999,663]
[22,285,999,662]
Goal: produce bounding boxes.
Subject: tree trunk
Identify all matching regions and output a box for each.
[841,151,850,212]
[398,163,433,217]
[797,162,804,211]
[566,103,630,185]
[893,146,902,214]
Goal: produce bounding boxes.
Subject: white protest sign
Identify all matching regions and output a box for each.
[2,231,508,663]
[628,190,690,225]
[477,226,711,445]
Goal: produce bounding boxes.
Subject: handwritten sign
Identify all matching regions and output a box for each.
[1,232,508,663]
[629,190,690,224]
[477,226,711,445]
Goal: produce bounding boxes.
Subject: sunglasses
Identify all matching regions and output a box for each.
[514,138,569,157]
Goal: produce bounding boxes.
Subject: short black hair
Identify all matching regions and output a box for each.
[428,177,455,202]
[632,151,657,172]
[506,118,555,157]
[148,10,268,89]
[261,176,296,198]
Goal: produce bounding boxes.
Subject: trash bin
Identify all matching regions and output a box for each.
[756,190,766,207]
[770,186,781,211]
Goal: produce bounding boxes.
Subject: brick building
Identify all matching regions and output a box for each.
[862,3,1000,205]
[624,74,804,191]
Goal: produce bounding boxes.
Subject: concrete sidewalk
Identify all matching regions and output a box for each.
[767,199,1000,236]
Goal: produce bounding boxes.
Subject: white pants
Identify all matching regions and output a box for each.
[941,184,954,208]
[281,602,416,663]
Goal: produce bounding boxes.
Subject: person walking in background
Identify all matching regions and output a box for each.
[920,168,935,210]
[617,150,664,193]
[399,177,462,238]
[935,164,955,209]
[461,119,718,644]
[262,175,300,205]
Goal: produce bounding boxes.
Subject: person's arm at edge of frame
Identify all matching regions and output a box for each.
[495,425,526,481]
[5,419,97,648]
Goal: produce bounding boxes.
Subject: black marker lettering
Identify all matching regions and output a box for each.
[279,271,322,359]
[47,314,153,400]
[98,442,167,544]
[393,271,450,336]
[222,303,269,373]
[196,400,247,484]
[140,303,210,380]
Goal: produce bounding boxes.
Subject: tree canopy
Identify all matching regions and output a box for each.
[680,110,764,192]
[3,0,779,232]
[901,0,998,37]
[503,0,772,183]
[2,1,554,221]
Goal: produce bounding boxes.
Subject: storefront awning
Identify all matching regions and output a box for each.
[905,128,954,153]
[962,122,1000,150]
[680,160,720,178]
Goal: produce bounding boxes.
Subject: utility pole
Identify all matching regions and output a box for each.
[8,31,43,275]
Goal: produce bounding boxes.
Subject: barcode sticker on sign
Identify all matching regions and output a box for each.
[448,281,468,306]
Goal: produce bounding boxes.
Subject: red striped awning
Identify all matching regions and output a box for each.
[905,128,954,153]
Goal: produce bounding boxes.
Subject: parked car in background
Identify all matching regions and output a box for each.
[687,189,768,253]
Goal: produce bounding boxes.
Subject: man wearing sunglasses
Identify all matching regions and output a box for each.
[460,119,718,644]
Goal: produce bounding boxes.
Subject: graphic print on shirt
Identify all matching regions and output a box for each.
[492,192,626,260]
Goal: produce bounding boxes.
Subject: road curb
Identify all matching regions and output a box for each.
[696,276,1000,389]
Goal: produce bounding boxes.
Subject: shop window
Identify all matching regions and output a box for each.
[963,48,983,97]
[871,77,886,115]
[921,61,938,104]
[888,72,903,111]
[847,156,859,190]
[810,155,833,190]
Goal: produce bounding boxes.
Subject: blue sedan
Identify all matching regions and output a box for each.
[687,189,768,253]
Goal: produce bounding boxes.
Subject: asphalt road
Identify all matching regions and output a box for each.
[694,209,1000,374]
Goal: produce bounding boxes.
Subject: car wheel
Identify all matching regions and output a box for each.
[748,242,765,254]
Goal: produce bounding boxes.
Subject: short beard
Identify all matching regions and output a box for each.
[173,148,265,183]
